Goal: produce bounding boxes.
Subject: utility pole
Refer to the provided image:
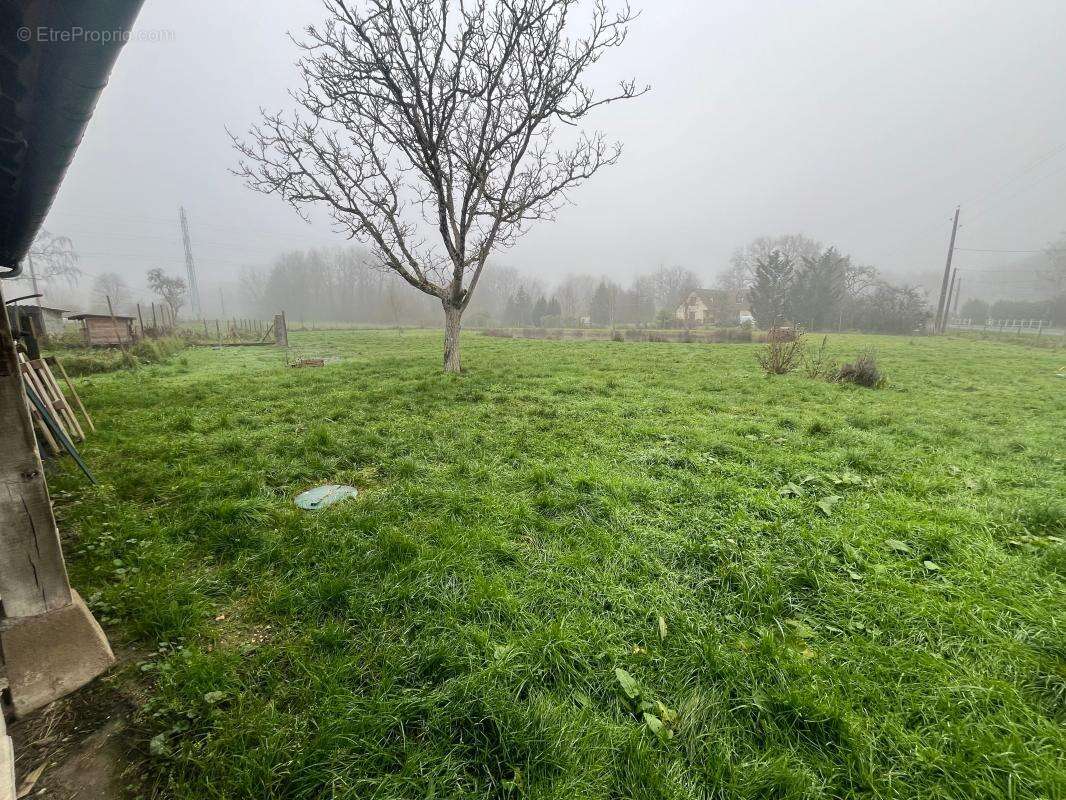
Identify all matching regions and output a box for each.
[952,272,962,315]
[944,268,958,331]
[935,206,960,334]
[179,205,202,319]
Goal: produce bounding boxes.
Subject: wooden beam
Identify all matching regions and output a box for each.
[0,280,72,618]
[47,356,95,433]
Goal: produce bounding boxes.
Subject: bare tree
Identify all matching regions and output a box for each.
[555,273,598,320]
[91,272,130,313]
[726,234,822,291]
[24,230,80,303]
[233,0,646,371]
[651,265,699,310]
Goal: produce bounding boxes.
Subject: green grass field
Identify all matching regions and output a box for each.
[50,331,1065,799]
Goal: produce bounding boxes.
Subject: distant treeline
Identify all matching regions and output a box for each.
[235,234,1065,333]
[238,247,705,328]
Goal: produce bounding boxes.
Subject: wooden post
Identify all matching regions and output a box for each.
[47,356,95,433]
[136,303,145,337]
[106,296,130,358]
[0,279,114,716]
[151,302,158,333]
[274,312,288,347]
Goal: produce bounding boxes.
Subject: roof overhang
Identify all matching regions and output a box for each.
[0,0,145,275]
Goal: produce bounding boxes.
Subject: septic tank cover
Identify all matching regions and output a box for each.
[295,484,358,510]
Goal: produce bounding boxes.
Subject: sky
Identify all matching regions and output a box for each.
[34,0,1066,314]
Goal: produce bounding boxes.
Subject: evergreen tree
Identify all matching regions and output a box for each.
[748,251,794,327]
[792,247,848,330]
[506,287,533,326]
[589,281,612,326]
[531,295,549,326]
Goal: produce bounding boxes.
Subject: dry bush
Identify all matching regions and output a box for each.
[803,336,838,380]
[757,326,806,375]
[611,330,625,342]
[837,350,886,388]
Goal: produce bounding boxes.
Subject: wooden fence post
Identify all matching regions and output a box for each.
[106,295,131,359]
[274,312,288,347]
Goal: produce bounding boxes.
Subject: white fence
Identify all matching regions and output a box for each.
[947,318,1063,336]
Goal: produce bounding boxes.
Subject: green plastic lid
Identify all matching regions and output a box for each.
[294,484,358,510]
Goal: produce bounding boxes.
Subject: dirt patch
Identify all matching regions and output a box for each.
[6,649,148,800]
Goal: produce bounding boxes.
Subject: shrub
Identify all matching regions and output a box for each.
[757,326,805,375]
[46,336,186,376]
[837,350,885,388]
[728,326,753,342]
[709,326,754,343]
[611,330,624,342]
[803,336,838,380]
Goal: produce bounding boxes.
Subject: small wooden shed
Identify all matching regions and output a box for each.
[67,313,137,346]
[6,304,68,339]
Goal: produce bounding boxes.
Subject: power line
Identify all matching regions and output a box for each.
[962,142,1066,212]
[965,161,1066,227]
[955,247,1064,254]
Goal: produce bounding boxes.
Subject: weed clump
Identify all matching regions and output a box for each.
[798,338,887,388]
[757,326,805,375]
[803,336,837,380]
[837,351,885,388]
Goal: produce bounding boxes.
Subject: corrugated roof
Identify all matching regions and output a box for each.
[67,312,135,321]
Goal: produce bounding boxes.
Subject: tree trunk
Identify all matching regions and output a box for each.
[443,303,462,373]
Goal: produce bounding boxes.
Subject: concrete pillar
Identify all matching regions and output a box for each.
[1,591,113,717]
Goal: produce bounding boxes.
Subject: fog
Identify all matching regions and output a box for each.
[31,0,1066,315]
